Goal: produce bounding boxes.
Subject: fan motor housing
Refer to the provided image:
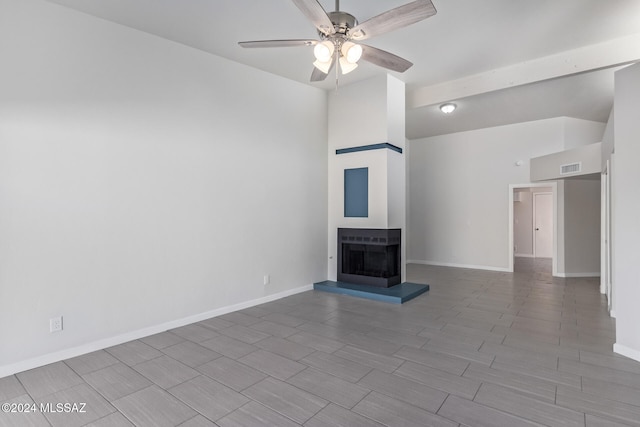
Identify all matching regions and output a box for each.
[326,11,357,36]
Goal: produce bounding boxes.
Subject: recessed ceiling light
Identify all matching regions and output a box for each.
[440,103,457,114]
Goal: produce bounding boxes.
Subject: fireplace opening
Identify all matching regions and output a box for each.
[337,228,401,288]
[342,244,398,279]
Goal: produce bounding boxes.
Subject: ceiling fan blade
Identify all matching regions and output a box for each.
[310,58,335,82]
[311,67,328,82]
[291,0,335,36]
[239,39,318,48]
[361,44,413,73]
[348,0,436,41]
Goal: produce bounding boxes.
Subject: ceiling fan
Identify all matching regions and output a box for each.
[238,0,437,82]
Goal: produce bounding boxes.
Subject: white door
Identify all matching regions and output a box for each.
[534,193,553,258]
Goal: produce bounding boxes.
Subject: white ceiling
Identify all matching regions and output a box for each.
[46,0,640,139]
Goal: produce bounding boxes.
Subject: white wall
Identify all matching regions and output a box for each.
[0,0,328,376]
[386,76,407,231]
[601,109,615,170]
[563,179,601,276]
[407,117,603,271]
[563,118,607,149]
[530,142,602,181]
[612,63,640,362]
[328,75,391,149]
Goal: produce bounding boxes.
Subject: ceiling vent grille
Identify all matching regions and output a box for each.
[560,162,582,175]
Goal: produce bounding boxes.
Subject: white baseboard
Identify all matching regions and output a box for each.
[555,272,601,278]
[406,260,511,273]
[514,253,535,258]
[613,343,640,363]
[610,309,616,318]
[0,284,313,379]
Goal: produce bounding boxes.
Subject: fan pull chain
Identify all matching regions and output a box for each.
[335,48,340,91]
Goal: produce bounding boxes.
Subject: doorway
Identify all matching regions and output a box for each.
[509,183,558,275]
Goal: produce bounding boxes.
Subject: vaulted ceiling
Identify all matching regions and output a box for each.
[47,0,640,138]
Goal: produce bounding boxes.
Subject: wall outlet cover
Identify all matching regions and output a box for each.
[50,316,63,333]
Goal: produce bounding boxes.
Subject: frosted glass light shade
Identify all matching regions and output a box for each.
[313,59,332,74]
[341,42,363,63]
[313,41,334,62]
[339,56,358,74]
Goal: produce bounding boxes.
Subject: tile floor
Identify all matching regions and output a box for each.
[2,259,640,426]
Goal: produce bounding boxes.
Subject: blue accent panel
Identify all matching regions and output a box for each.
[336,143,403,155]
[313,281,430,304]
[344,167,368,218]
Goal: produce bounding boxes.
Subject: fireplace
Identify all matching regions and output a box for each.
[337,228,401,288]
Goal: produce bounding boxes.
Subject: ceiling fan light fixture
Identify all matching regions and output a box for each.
[341,42,363,63]
[313,59,332,74]
[313,40,334,63]
[440,103,457,114]
[339,56,358,74]
[238,0,438,83]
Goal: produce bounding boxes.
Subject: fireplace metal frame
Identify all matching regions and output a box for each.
[337,228,401,288]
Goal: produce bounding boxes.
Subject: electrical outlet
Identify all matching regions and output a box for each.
[50,316,63,333]
[263,274,270,286]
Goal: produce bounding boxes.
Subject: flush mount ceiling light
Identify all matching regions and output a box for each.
[440,103,457,114]
[238,0,437,83]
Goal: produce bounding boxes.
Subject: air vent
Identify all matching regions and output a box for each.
[560,162,582,175]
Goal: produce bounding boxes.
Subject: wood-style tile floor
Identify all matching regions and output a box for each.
[2,259,639,426]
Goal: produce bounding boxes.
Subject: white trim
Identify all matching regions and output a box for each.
[515,253,535,258]
[613,343,640,363]
[0,284,313,378]
[601,166,607,294]
[407,260,511,272]
[555,272,601,278]
[602,158,613,313]
[610,310,616,319]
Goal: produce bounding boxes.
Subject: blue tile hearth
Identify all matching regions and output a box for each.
[313,281,429,304]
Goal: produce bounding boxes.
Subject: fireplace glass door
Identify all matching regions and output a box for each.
[342,243,399,279]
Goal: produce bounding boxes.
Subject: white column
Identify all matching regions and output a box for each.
[327,75,406,281]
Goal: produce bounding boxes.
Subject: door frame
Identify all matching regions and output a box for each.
[508,182,558,276]
[601,159,613,315]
